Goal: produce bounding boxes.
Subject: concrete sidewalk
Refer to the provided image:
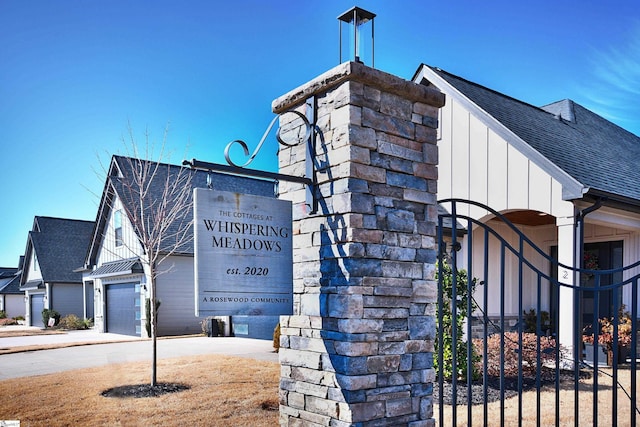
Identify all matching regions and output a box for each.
[0,329,278,380]
[0,326,140,348]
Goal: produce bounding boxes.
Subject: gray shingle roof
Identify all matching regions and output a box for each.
[0,268,18,280]
[0,267,21,294]
[427,66,640,203]
[28,217,95,283]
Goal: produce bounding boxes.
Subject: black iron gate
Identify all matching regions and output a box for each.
[436,199,640,426]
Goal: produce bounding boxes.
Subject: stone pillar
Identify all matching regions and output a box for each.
[273,61,445,427]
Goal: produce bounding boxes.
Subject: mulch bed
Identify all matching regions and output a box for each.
[101,383,190,398]
[435,369,592,405]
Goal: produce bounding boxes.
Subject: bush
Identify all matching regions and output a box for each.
[523,309,552,335]
[0,310,6,319]
[42,309,60,328]
[13,315,25,321]
[436,259,480,381]
[58,314,92,330]
[474,332,559,378]
[273,323,281,353]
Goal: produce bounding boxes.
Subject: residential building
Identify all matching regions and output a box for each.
[0,260,23,319]
[84,155,280,338]
[20,216,95,327]
[414,65,640,349]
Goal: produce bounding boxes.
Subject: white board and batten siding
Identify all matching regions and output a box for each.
[438,97,574,222]
[465,222,557,317]
[440,96,640,316]
[97,198,145,266]
[23,250,43,284]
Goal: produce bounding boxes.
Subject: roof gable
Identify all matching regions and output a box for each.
[414,65,640,205]
[25,217,95,283]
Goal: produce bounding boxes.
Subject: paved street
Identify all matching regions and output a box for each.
[0,329,278,380]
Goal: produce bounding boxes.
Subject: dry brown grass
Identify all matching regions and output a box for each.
[435,367,640,426]
[3,346,638,426]
[0,354,279,426]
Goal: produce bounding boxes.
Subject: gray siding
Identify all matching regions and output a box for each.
[156,255,204,336]
[3,295,24,319]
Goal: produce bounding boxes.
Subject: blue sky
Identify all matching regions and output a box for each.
[1,0,639,267]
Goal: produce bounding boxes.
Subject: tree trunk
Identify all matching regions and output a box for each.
[151,275,157,386]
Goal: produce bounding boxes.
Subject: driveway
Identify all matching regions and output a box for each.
[0,329,278,380]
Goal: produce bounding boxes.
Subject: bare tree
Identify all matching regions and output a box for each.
[100,125,194,386]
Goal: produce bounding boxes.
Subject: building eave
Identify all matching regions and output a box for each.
[413,64,586,201]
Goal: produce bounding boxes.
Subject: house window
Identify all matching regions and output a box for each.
[114,210,123,247]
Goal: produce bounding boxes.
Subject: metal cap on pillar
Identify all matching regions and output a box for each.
[338,6,376,67]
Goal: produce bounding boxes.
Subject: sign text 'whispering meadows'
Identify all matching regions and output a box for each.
[194,188,293,316]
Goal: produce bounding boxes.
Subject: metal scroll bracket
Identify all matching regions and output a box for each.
[183,97,318,214]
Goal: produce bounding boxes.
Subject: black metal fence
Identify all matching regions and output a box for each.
[437,199,640,426]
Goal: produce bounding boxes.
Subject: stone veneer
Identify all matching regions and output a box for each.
[272,61,445,427]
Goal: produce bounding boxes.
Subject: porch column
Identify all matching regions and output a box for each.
[557,215,577,363]
[274,61,445,426]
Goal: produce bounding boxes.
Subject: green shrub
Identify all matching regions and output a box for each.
[13,315,25,321]
[523,309,552,335]
[273,323,281,353]
[58,314,92,330]
[0,310,6,319]
[42,309,60,328]
[436,259,480,381]
[82,317,94,329]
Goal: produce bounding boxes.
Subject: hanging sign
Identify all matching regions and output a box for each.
[194,188,293,316]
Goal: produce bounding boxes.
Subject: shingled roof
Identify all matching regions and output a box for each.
[0,267,21,295]
[86,155,274,266]
[418,65,640,206]
[24,217,95,284]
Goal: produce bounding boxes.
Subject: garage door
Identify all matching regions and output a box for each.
[106,283,140,336]
[30,294,45,328]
